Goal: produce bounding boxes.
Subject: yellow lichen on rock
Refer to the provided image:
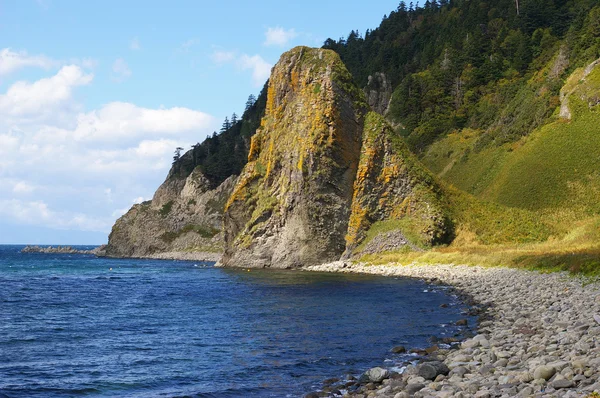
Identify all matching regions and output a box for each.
[221,46,368,268]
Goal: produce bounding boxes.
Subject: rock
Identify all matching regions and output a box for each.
[461,339,480,349]
[365,367,390,383]
[393,392,410,398]
[364,72,392,115]
[221,47,370,268]
[304,392,320,398]
[449,366,469,378]
[455,319,468,326]
[323,377,340,386]
[417,361,450,380]
[405,383,425,395]
[391,346,407,354]
[552,379,574,389]
[533,365,556,381]
[106,166,235,259]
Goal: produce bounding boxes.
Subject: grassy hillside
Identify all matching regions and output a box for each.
[422,61,600,213]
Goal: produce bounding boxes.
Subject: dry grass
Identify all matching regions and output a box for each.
[361,215,600,277]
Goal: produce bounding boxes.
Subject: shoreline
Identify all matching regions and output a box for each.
[130,251,221,262]
[302,261,600,397]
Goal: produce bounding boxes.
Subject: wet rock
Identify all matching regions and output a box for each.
[365,367,390,383]
[391,345,406,353]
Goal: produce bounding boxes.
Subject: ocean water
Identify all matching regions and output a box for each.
[0,245,473,397]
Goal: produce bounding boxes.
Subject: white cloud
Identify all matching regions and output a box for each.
[111,58,131,82]
[72,102,213,143]
[0,48,57,76]
[264,27,298,47]
[130,37,141,51]
[0,64,217,236]
[0,65,92,119]
[13,181,36,194]
[211,50,236,64]
[239,54,272,86]
[0,199,111,232]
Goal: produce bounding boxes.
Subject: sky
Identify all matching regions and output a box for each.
[0,0,400,245]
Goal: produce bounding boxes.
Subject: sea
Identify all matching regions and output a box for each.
[0,245,474,397]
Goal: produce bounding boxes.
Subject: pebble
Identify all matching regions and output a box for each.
[304,262,600,397]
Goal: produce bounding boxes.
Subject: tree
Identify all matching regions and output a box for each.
[220,117,231,133]
[231,112,238,124]
[173,147,184,164]
[245,94,257,112]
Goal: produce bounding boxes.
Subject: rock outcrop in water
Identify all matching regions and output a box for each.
[105,154,236,258]
[21,245,107,255]
[220,47,451,268]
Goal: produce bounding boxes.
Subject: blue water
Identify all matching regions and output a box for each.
[0,245,473,397]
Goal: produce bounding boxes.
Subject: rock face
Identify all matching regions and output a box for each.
[220,47,451,268]
[105,157,236,258]
[364,72,392,115]
[344,112,451,257]
[220,47,368,268]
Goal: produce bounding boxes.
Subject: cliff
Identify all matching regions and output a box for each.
[105,154,236,258]
[220,47,452,268]
[219,47,368,268]
[344,111,451,258]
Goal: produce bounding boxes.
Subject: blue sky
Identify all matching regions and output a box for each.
[0,0,399,244]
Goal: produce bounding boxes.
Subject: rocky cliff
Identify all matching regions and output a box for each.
[220,47,451,268]
[220,47,368,268]
[344,111,451,258]
[105,151,236,258]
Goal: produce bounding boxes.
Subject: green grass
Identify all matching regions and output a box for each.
[159,224,220,243]
[357,219,430,251]
[421,65,600,214]
[159,201,174,217]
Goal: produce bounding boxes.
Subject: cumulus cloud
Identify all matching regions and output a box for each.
[72,102,213,143]
[0,48,57,76]
[130,37,141,51]
[238,54,272,86]
[0,64,217,234]
[0,65,93,120]
[0,199,112,232]
[264,27,298,47]
[111,58,131,82]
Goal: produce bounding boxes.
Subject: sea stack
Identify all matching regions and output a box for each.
[220,47,368,268]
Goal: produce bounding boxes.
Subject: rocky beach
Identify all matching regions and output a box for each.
[303,262,600,398]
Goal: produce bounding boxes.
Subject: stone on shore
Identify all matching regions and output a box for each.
[303,261,600,398]
[365,367,390,383]
[416,361,449,380]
